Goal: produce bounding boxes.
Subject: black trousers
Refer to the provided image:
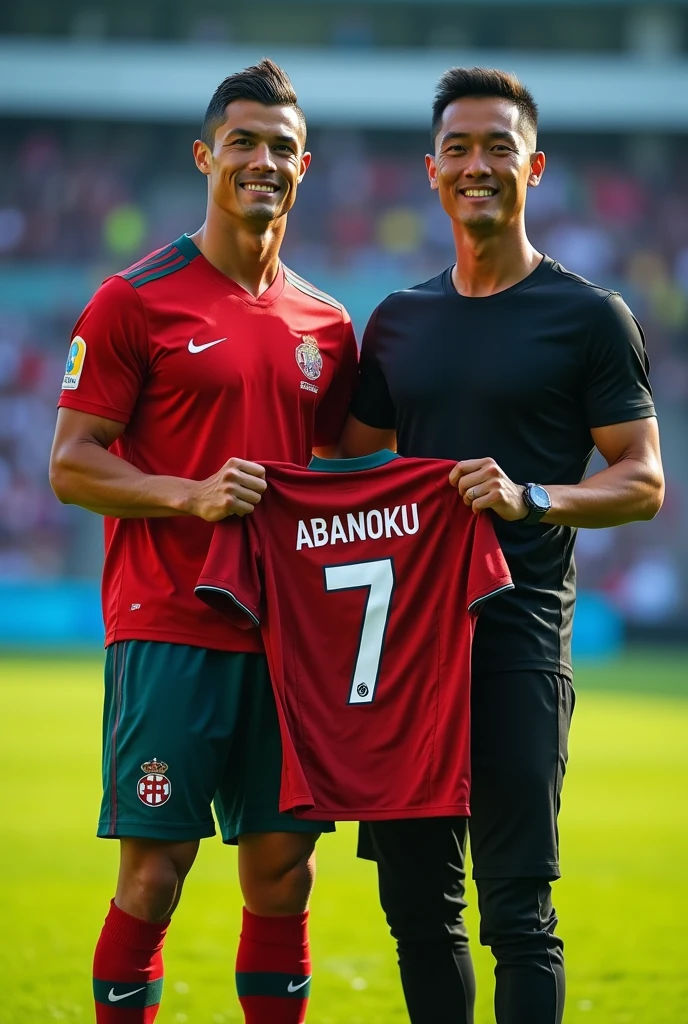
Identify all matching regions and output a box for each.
[358,671,574,1024]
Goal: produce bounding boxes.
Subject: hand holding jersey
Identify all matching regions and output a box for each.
[185,457,267,520]
[449,457,529,519]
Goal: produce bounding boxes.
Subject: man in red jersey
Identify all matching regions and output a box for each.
[49,60,357,1024]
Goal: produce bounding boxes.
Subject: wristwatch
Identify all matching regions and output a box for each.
[521,483,552,525]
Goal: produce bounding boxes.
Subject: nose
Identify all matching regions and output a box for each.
[247,142,277,172]
[464,146,491,178]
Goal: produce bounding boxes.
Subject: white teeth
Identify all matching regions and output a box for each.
[244,183,277,193]
[463,189,495,197]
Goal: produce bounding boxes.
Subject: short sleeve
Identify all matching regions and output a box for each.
[348,305,397,430]
[57,275,148,424]
[195,511,264,629]
[313,310,360,447]
[584,293,656,429]
[466,511,514,615]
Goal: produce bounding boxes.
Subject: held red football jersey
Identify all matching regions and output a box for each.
[57,234,358,651]
[196,451,514,820]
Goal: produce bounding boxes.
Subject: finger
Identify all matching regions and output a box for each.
[230,472,268,495]
[453,458,492,477]
[449,460,486,487]
[457,469,492,496]
[226,499,257,518]
[224,458,266,478]
[239,460,266,479]
[229,484,265,507]
[471,493,496,512]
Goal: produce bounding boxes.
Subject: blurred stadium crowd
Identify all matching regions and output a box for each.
[1,122,687,627]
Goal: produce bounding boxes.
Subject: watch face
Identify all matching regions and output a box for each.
[530,485,551,511]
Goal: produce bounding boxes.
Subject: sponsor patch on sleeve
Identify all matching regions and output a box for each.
[62,336,87,390]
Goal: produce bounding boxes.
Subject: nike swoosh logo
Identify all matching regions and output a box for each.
[287,977,311,993]
[108,986,146,1002]
[188,337,228,353]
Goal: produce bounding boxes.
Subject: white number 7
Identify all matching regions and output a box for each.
[324,558,395,705]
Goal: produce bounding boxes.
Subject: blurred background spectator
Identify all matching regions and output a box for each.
[0,0,687,643]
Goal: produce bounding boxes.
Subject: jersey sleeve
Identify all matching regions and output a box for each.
[348,304,397,430]
[583,293,656,429]
[313,310,360,447]
[466,511,514,615]
[195,511,264,629]
[57,275,148,424]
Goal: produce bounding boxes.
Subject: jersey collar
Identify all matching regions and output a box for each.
[308,450,400,473]
[173,234,285,306]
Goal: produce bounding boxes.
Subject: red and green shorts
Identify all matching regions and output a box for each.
[99,641,334,843]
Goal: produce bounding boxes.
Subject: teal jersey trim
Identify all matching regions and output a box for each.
[308,450,400,473]
[93,977,163,1008]
[174,233,202,261]
[236,971,312,999]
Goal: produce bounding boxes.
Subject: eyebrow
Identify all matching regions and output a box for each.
[224,127,299,145]
[441,130,519,146]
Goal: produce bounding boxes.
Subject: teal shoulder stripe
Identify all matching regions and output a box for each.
[284,267,342,311]
[126,257,190,289]
[93,978,163,1008]
[121,244,177,279]
[236,972,312,999]
[173,233,202,261]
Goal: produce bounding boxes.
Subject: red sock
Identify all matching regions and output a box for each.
[93,899,169,1022]
[236,908,311,1023]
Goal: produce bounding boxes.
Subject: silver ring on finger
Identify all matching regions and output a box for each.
[468,487,476,502]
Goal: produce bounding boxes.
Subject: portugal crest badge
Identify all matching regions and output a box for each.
[137,759,171,807]
[295,335,323,381]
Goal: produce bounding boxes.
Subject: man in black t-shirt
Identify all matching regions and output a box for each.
[340,68,664,1024]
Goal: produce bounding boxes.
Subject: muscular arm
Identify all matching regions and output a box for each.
[450,417,664,528]
[338,413,397,458]
[543,417,664,527]
[49,407,266,521]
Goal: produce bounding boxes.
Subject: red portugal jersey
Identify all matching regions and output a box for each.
[196,451,514,820]
[57,235,358,651]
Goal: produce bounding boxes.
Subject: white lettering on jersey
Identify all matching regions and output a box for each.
[296,521,314,550]
[347,512,365,541]
[296,504,419,550]
[330,515,348,544]
[384,506,403,537]
[311,518,328,547]
[402,503,420,535]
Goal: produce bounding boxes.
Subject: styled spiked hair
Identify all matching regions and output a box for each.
[201,58,306,148]
[431,66,538,148]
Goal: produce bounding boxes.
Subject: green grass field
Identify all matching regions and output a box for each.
[1,652,686,1024]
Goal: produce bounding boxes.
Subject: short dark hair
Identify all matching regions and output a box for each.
[431,66,538,148]
[201,58,306,148]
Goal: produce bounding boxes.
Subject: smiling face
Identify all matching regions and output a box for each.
[194,99,310,226]
[426,96,544,234]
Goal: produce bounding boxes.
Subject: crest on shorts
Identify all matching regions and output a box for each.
[137,759,171,807]
[295,335,323,381]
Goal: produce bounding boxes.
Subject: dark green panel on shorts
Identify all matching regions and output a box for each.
[98,641,334,843]
[236,971,312,998]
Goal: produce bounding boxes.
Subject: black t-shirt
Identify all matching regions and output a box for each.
[350,256,656,676]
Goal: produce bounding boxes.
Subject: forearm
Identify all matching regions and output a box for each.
[543,458,664,528]
[50,439,196,518]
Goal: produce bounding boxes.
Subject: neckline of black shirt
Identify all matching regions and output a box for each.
[442,253,552,303]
